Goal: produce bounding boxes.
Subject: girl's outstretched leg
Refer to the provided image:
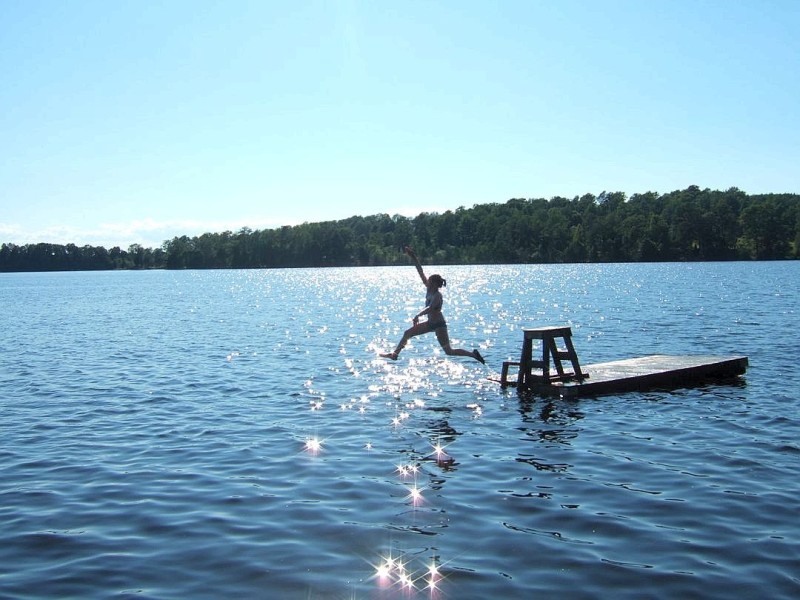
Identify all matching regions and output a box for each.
[380,342,402,360]
[380,335,405,359]
[381,323,427,360]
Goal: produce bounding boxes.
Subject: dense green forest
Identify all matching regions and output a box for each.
[2,186,798,272]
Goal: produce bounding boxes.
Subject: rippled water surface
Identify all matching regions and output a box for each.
[1,263,798,599]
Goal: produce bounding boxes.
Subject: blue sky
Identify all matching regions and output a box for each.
[2,0,798,249]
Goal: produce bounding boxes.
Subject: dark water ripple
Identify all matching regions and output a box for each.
[1,264,799,599]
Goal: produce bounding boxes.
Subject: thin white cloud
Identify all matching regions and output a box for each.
[0,206,442,250]
[0,217,292,249]
[0,224,24,239]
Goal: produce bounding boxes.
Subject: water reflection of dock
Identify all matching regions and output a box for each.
[498,326,748,398]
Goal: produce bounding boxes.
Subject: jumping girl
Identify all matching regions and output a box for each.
[381,246,485,364]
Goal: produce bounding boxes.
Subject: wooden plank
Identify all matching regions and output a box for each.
[498,354,748,398]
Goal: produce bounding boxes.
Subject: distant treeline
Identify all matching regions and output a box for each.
[2,186,798,272]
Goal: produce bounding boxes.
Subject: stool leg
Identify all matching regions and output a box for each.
[541,339,551,383]
[563,335,584,379]
[519,336,532,389]
[549,337,567,380]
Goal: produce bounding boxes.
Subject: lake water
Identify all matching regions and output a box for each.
[1,262,798,599]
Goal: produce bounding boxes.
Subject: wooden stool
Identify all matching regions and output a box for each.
[501,326,587,389]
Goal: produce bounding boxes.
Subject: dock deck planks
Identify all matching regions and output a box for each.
[499,354,748,398]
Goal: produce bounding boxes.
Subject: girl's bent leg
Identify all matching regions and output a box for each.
[436,328,485,363]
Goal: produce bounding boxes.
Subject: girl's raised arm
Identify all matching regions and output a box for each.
[404,246,427,286]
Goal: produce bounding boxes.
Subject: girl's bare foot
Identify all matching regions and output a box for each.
[474,349,485,364]
[380,352,398,360]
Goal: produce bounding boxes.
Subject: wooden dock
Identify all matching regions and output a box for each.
[497,325,748,398]
[499,354,749,398]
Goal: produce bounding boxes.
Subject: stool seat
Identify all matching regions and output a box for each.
[522,326,574,339]
[501,326,588,389]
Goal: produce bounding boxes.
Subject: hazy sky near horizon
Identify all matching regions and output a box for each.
[2,0,798,249]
